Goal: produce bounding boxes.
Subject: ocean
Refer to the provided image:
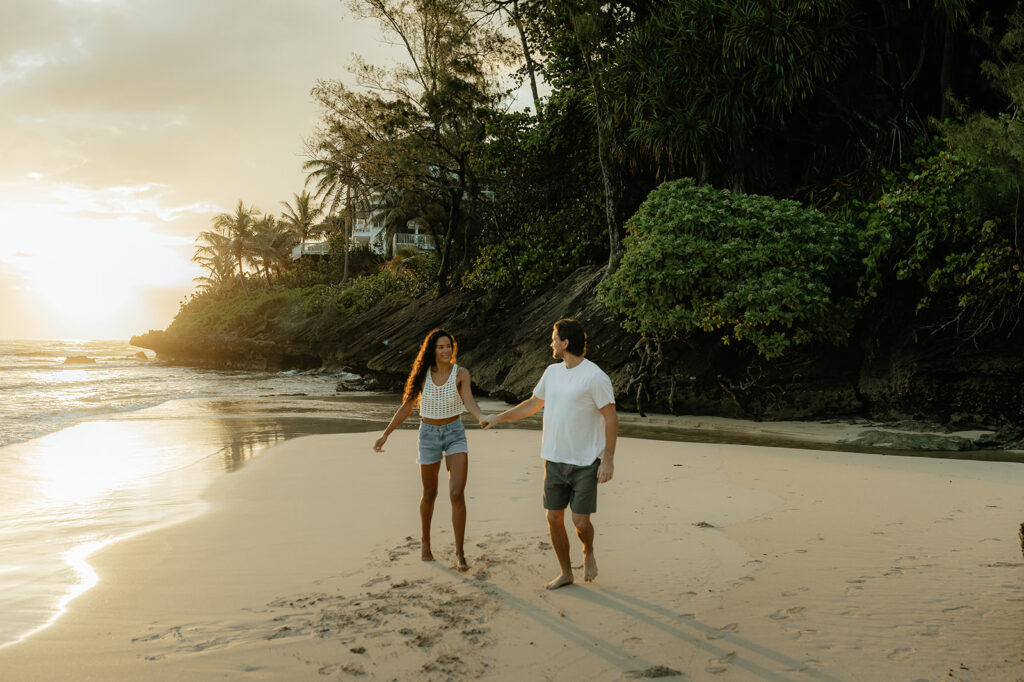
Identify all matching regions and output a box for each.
[0,339,400,648]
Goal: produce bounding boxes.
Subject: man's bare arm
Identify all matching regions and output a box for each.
[596,402,618,483]
[482,396,544,429]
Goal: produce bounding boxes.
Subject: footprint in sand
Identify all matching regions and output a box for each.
[705,650,736,673]
[362,575,391,588]
[318,662,365,676]
[705,623,739,640]
[768,606,805,620]
[622,636,644,650]
[887,647,916,661]
[941,605,972,613]
[781,587,808,597]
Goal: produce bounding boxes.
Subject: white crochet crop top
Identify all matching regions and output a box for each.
[419,364,465,419]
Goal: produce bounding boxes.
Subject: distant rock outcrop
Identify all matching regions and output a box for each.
[63,355,96,364]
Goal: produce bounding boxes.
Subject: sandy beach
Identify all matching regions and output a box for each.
[1,427,1022,681]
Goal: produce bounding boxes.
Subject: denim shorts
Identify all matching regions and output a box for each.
[417,420,468,465]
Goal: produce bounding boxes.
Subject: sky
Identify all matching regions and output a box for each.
[0,0,419,340]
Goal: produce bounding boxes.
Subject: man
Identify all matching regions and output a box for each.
[482,318,617,589]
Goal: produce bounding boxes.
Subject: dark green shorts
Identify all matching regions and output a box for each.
[543,459,600,514]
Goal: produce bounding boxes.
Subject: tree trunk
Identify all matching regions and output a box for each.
[595,114,622,273]
[570,19,621,276]
[437,189,463,296]
[730,123,747,194]
[512,0,543,122]
[939,16,954,120]
[343,186,353,283]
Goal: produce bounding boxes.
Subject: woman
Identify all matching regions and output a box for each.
[373,328,486,571]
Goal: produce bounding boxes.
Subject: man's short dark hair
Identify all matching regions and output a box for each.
[554,318,587,356]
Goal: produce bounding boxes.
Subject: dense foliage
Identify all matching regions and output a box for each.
[856,152,1018,334]
[463,97,606,295]
[600,179,857,359]
[176,0,1024,359]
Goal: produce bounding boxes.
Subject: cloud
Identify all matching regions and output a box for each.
[0,0,384,204]
[0,0,523,337]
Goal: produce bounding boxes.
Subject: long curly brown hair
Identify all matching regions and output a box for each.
[403,328,457,403]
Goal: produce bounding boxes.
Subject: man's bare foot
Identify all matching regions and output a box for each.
[545,572,574,590]
[456,554,469,572]
[421,545,435,562]
[583,552,598,583]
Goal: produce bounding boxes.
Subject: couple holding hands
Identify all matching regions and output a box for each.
[373,318,618,590]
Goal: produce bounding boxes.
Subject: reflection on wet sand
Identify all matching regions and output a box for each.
[204,417,385,473]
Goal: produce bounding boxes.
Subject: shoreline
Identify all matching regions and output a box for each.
[1,394,1020,653]
[1,428,1021,680]
[0,394,392,650]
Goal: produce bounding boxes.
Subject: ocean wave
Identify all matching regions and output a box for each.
[0,398,176,448]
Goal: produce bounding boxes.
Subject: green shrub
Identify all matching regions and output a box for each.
[463,211,598,296]
[306,254,436,317]
[857,150,1023,335]
[169,286,310,335]
[599,178,857,359]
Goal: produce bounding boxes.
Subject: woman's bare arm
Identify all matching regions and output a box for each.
[374,399,416,451]
[457,367,486,424]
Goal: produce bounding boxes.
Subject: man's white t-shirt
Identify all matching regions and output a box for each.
[532,357,616,466]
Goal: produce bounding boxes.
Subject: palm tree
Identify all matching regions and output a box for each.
[251,214,298,283]
[279,190,324,246]
[192,232,239,295]
[304,141,359,282]
[211,201,259,282]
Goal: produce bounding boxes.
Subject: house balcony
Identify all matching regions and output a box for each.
[394,234,435,251]
[291,242,330,260]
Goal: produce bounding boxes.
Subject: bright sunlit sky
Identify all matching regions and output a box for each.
[0,0,471,340]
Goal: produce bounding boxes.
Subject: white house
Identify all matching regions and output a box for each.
[292,194,435,260]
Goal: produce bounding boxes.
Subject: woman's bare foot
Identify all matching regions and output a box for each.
[583,552,598,583]
[545,572,574,590]
[421,543,435,562]
[455,554,469,572]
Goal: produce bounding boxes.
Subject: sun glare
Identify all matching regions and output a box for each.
[0,189,200,338]
[29,421,165,503]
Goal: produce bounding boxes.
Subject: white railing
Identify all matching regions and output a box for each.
[394,234,435,251]
[291,242,330,260]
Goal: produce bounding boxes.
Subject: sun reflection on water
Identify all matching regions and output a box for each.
[28,421,173,503]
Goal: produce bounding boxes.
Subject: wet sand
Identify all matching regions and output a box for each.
[1,428,1022,680]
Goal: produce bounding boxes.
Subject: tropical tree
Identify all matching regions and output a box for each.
[191,233,238,295]
[309,0,516,294]
[251,214,298,282]
[210,201,260,282]
[303,139,359,282]
[612,0,856,193]
[279,190,324,245]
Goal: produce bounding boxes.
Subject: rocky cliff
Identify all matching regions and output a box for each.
[132,266,1024,427]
